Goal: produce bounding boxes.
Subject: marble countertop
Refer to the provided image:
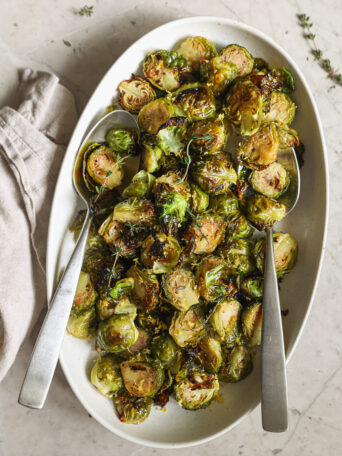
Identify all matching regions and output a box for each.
[1,0,341,455]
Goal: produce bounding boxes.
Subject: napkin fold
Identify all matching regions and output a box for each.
[0,69,77,381]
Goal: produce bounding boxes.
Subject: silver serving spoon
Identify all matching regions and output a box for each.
[18,110,139,409]
[261,147,300,432]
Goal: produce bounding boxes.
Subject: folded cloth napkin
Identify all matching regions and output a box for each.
[0,69,77,381]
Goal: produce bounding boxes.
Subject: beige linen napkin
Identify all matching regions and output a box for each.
[0,69,77,381]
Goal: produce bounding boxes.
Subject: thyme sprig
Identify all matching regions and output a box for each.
[297,14,342,85]
[177,135,215,184]
[77,5,94,16]
[94,170,112,203]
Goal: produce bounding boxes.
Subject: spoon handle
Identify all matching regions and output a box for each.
[261,227,288,432]
[18,210,93,409]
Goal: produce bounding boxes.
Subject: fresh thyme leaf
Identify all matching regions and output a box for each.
[192,135,215,141]
[63,40,72,47]
[77,5,94,16]
[106,170,113,177]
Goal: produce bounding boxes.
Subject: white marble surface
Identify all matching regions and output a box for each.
[0,0,341,455]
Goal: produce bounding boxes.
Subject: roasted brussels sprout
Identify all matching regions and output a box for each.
[219,44,254,77]
[138,98,175,134]
[199,336,222,373]
[254,232,298,276]
[191,183,209,213]
[163,268,199,311]
[114,391,153,424]
[172,83,216,122]
[120,358,164,397]
[241,302,263,346]
[118,75,156,114]
[217,238,255,276]
[209,190,239,217]
[244,195,286,230]
[141,134,165,173]
[249,162,289,198]
[262,91,296,126]
[237,123,279,170]
[195,256,238,301]
[97,295,136,321]
[174,369,219,410]
[151,334,181,372]
[141,233,181,274]
[226,80,262,135]
[156,117,187,157]
[192,153,237,195]
[122,170,156,198]
[98,216,141,257]
[276,125,300,149]
[90,355,123,397]
[143,50,191,92]
[109,277,134,300]
[260,67,295,95]
[169,305,206,347]
[204,56,238,96]
[82,143,124,192]
[184,213,226,255]
[188,115,228,155]
[241,276,264,298]
[178,36,217,71]
[97,314,138,353]
[67,306,97,339]
[219,346,253,383]
[106,128,138,156]
[126,265,159,312]
[226,211,253,239]
[71,272,97,314]
[209,299,242,346]
[113,197,155,225]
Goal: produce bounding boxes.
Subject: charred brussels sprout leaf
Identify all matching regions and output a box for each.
[138,98,175,134]
[126,265,159,312]
[245,195,286,231]
[90,355,123,397]
[241,302,263,346]
[184,213,227,255]
[83,143,124,192]
[178,36,217,71]
[155,117,187,157]
[219,346,253,383]
[143,49,191,92]
[122,170,156,198]
[209,190,239,217]
[114,391,153,424]
[209,299,242,346]
[217,238,255,276]
[106,128,138,156]
[199,336,223,373]
[241,276,264,298]
[192,153,237,195]
[163,268,199,311]
[249,162,289,198]
[141,134,165,172]
[118,75,156,114]
[151,334,181,372]
[113,197,155,225]
[191,183,209,213]
[188,115,228,155]
[226,211,253,239]
[71,272,97,314]
[120,358,165,397]
[169,305,206,347]
[172,83,216,122]
[219,44,254,77]
[277,125,300,149]
[260,67,295,95]
[97,314,138,353]
[262,91,296,126]
[141,233,181,274]
[67,306,97,339]
[254,232,298,276]
[174,369,219,410]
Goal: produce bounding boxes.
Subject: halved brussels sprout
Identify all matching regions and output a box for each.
[169,305,206,347]
[241,276,264,298]
[113,197,155,225]
[90,355,123,398]
[219,346,253,382]
[178,36,217,71]
[143,49,191,92]
[219,44,254,77]
[249,162,289,198]
[192,153,237,194]
[172,83,216,122]
[204,57,238,95]
[241,302,263,346]
[254,232,298,276]
[245,195,286,231]
[122,170,156,198]
[126,265,159,312]
[97,295,136,321]
[151,334,181,372]
[71,272,97,314]
[188,115,228,155]
[260,67,295,95]
[209,299,242,346]
[276,125,300,149]
[120,358,164,397]
[184,213,227,255]
[138,98,175,134]
[106,128,138,156]
[67,306,97,339]
[163,268,199,311]
[109,277,134,299]
[118,75,156,114]
[155,116,187,157]
[226,211,253,239]
[174,369,219,410]
[97,314,138,353]
[140,233,181,274]
[114,391,153,424]
[209,190,239,217]
[191,183,209,213]
[119,327,151,358]
[237,123,279,170]
[226,80,262,135]
[217,238,255,276]
[83,143,124,192]
[199,336,222,373]
[195,255,238,301]
[141,134,165,173]
[262,91,296,126]
[98,216,142,257]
